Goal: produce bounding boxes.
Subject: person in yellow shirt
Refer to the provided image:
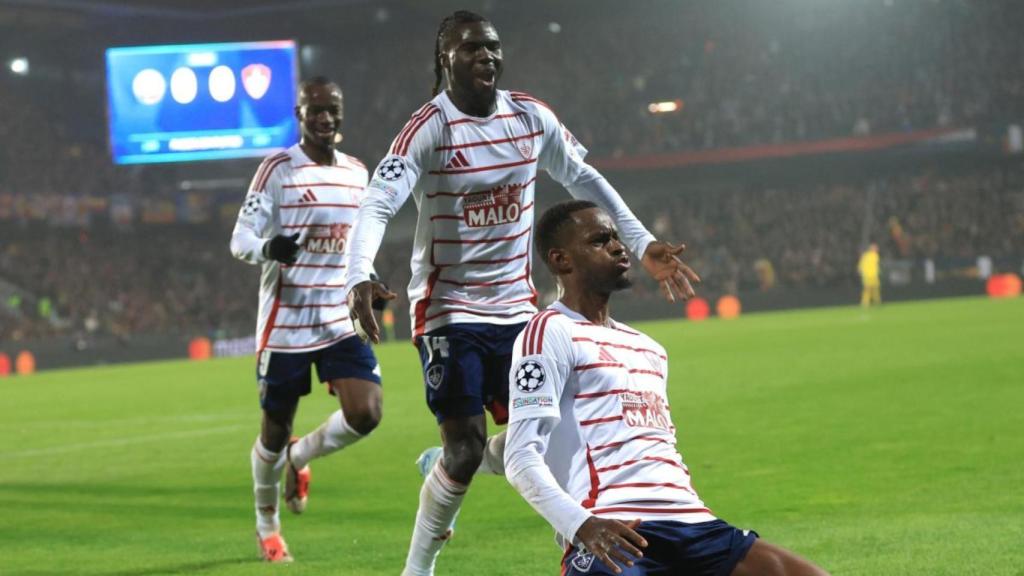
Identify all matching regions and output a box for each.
[858,243,881,307]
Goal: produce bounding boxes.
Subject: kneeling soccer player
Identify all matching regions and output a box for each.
[505,200,829,576]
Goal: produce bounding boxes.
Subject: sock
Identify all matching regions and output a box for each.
[252,438,287,538]
[475,431,506,476]
[288,409,364,470]
[402,460,468,576]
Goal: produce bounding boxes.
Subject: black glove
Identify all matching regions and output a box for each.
[263,233,301,264]
[369,272,390,311]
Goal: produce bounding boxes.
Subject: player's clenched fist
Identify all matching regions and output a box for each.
[262,233,301,264]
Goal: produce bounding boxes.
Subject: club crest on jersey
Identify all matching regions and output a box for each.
[516,135,534,159]
[378,156,406,181]
[571,550,595,572]
[304,223,351,254]
[425,365,445,390]
[462,183,524,228]
[619,390,673,431]
[515,360,545,392]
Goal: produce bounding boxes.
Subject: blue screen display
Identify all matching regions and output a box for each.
[106,40,299,164]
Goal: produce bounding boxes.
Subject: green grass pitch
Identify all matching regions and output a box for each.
[2,296,1022,575]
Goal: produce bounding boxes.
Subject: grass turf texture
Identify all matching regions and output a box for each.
[1,296,1022,576]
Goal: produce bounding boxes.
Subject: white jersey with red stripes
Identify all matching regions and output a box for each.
[507,301,714,526]
[230,144,368,353]
[346,90,656,338]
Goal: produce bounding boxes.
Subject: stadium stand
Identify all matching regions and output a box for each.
[2,0,1023,347]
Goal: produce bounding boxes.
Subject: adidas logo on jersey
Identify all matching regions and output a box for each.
[444,150,471,170]
[298,189,318,203]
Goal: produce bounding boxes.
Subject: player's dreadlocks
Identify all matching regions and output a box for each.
[433,10,489,96]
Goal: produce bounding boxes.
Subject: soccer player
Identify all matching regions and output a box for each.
[505,200,830,576]
[345,11,698,576]
[230,76,395,563]
[858,243,881,308]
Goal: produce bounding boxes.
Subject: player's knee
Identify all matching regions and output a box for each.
[343,401,382,436]
[261,411,294,452]
[444,439,484,481]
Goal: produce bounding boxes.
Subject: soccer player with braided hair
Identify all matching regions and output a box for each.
[345,11,699,575]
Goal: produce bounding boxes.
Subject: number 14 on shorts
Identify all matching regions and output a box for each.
[421,335,450,362]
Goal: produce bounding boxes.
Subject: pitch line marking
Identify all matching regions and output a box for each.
[0,424,248,460]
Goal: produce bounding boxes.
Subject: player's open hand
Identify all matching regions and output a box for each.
[575,517,647,574]
[641,241,700,302]
[347,281,382,344]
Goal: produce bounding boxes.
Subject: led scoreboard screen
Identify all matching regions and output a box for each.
[106,40,299,164]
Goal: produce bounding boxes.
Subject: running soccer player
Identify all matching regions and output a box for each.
[230,76,395,563]
[505,200,829,576]
[345,11,698,576]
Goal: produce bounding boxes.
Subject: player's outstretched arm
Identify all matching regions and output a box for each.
[641,241,700,302]
[575,517,648,575]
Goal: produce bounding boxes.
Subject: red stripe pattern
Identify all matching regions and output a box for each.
[510,91,554,112]
[282,182,364,189]
[248,146,365,353]
[264,330,355,351]
[434,129,544,151]
[429,157,536,176]
[572,337,667,359]
[401,92,554,335]
[508,303,707,522]
[446,111,526,126]
[252,153,289,193]
[280,203,359,209]
[391,104,440,156]
[522,310,560,356]
[432,227,530,245]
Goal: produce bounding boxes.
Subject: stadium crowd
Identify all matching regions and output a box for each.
[3,162,1021,342]
[342,0,1024,159]
[2,1,1024,343]
[3,1,1024,186]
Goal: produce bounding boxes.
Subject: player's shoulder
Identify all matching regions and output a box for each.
[507,90,555,112]
[506,90,558,120]
[338,152,368,172]
[519,306,574,356]
[250,148,294,192]
[389,98,446,156]
[609,319,665,354]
